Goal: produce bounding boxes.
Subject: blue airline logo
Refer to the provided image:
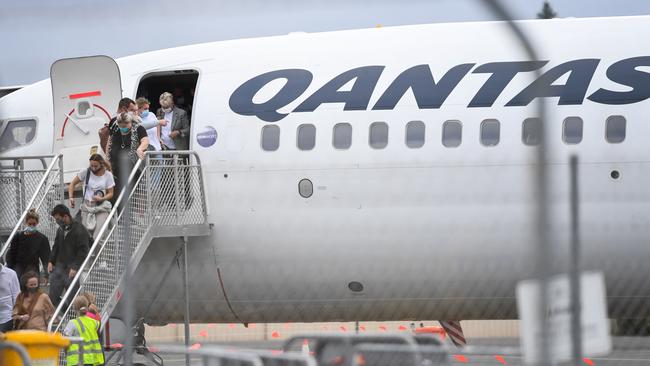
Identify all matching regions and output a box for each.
[229,57,650,122]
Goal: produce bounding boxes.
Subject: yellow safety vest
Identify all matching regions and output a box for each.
[66,316,105,366]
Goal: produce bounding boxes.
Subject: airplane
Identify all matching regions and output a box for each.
[1,15,649,340]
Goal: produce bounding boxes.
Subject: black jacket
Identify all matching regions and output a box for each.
[7,231,50,273]
[49,220,89,271]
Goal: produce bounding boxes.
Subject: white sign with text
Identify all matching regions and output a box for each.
[517,271,611,364]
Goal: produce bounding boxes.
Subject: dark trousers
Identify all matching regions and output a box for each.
[0,319,13,332]
[49,266,77,308]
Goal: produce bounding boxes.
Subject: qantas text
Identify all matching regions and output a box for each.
[229,57,650,122]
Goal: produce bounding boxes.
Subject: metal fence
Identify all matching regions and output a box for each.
[0,155,64,259]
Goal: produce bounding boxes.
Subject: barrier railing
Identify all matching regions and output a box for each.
[0,154,63,259]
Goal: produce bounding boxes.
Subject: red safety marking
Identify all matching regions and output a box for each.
[495,355,507,365]
[271,331,280,338]
[60,103,110,138]
[584,358,595,366]
[340,326,348,332]
[198,330,208,337]
[111,343,124,349]
[69,90,101,99]
[398,325,408,331]
[190,343,201,350]
[453,355,468,363]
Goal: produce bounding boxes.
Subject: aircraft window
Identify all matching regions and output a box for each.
[0,119,37,153]
[261,125,280,151]
[522,118,541,146]
[606,115,626,143]
[405,121,425,148]
[297,124,316,150]
[480,119,500,146]
[369,122,388,149]
[442,120,462,148]
[333,123,352,149]
[563,117,583,144]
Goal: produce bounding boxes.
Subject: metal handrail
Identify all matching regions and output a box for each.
[0,341,32,366]
[0,153,63,259]
[48,157,144,332]
[0,155,51,170]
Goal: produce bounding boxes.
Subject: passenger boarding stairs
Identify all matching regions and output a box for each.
[0,151,210,335]
[43,151,211,333]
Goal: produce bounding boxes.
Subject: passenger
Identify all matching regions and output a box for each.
[68,154,115,239]
[107,112,149,201]
[6,209,51,281]
[0,259,20,332]
[48,204,90,308]
[64,296,105,366]
[101,98,163,155]
[136,97,163,152]
[157,92,190,151]
[157,92,191,208]
[11,271,54,331]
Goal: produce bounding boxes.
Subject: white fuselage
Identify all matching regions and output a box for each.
[2,16,650,323]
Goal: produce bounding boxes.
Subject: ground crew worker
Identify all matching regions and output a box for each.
[64,296,104,366]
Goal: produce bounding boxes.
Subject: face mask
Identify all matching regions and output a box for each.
[27,287,38,293]
[162,107,172,113]
[90,166,101,173]
[24,226,37,234]
[127,111,135,117]
[140,110,149,118]
[55,218,65,227]
[119,127,130,133]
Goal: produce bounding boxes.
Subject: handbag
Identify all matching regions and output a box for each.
[74,168,91,222]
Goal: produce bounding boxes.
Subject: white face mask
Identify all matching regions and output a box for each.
[162,107,172,113]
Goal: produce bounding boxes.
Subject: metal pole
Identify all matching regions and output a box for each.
[569,155,583,366]
[183,235,191,366]
[120,153,134,366]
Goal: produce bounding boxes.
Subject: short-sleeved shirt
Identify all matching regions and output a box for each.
[77,169,115,202]
[109,125,147,163]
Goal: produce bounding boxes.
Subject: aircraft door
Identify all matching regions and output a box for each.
[51,56,121,182]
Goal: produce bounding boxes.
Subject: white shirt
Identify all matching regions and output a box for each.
[78,169,115,202]
[0,266,19,323]
[142,112,161,151]
[160,109,176,149]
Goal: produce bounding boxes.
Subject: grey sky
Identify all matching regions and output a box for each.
[2,0,649,87]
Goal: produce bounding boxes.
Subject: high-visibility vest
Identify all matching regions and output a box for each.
[66,316,105,366]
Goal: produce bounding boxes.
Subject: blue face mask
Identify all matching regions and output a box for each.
[24,226,37,233]
[140,110,149,118]
[119,127,130,133]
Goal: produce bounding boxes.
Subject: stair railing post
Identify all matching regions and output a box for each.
[173,153,181,223]
[182,235,191,366]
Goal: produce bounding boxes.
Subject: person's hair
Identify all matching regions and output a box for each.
[159,92,174,107]
[135,97,150,108]
[80,292,99,315]
[72,296,89,315]
[25,208,39,223]
[116,112,136,125]
[50,204,71,218]
[89,153,112,172]
[118,97,135,112]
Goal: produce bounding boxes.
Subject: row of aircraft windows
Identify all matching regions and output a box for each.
[260,116,628,151]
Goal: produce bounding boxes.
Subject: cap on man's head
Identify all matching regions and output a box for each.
[50,204,71,217]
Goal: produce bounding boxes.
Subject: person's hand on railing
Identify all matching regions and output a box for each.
[136,149,145,160]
